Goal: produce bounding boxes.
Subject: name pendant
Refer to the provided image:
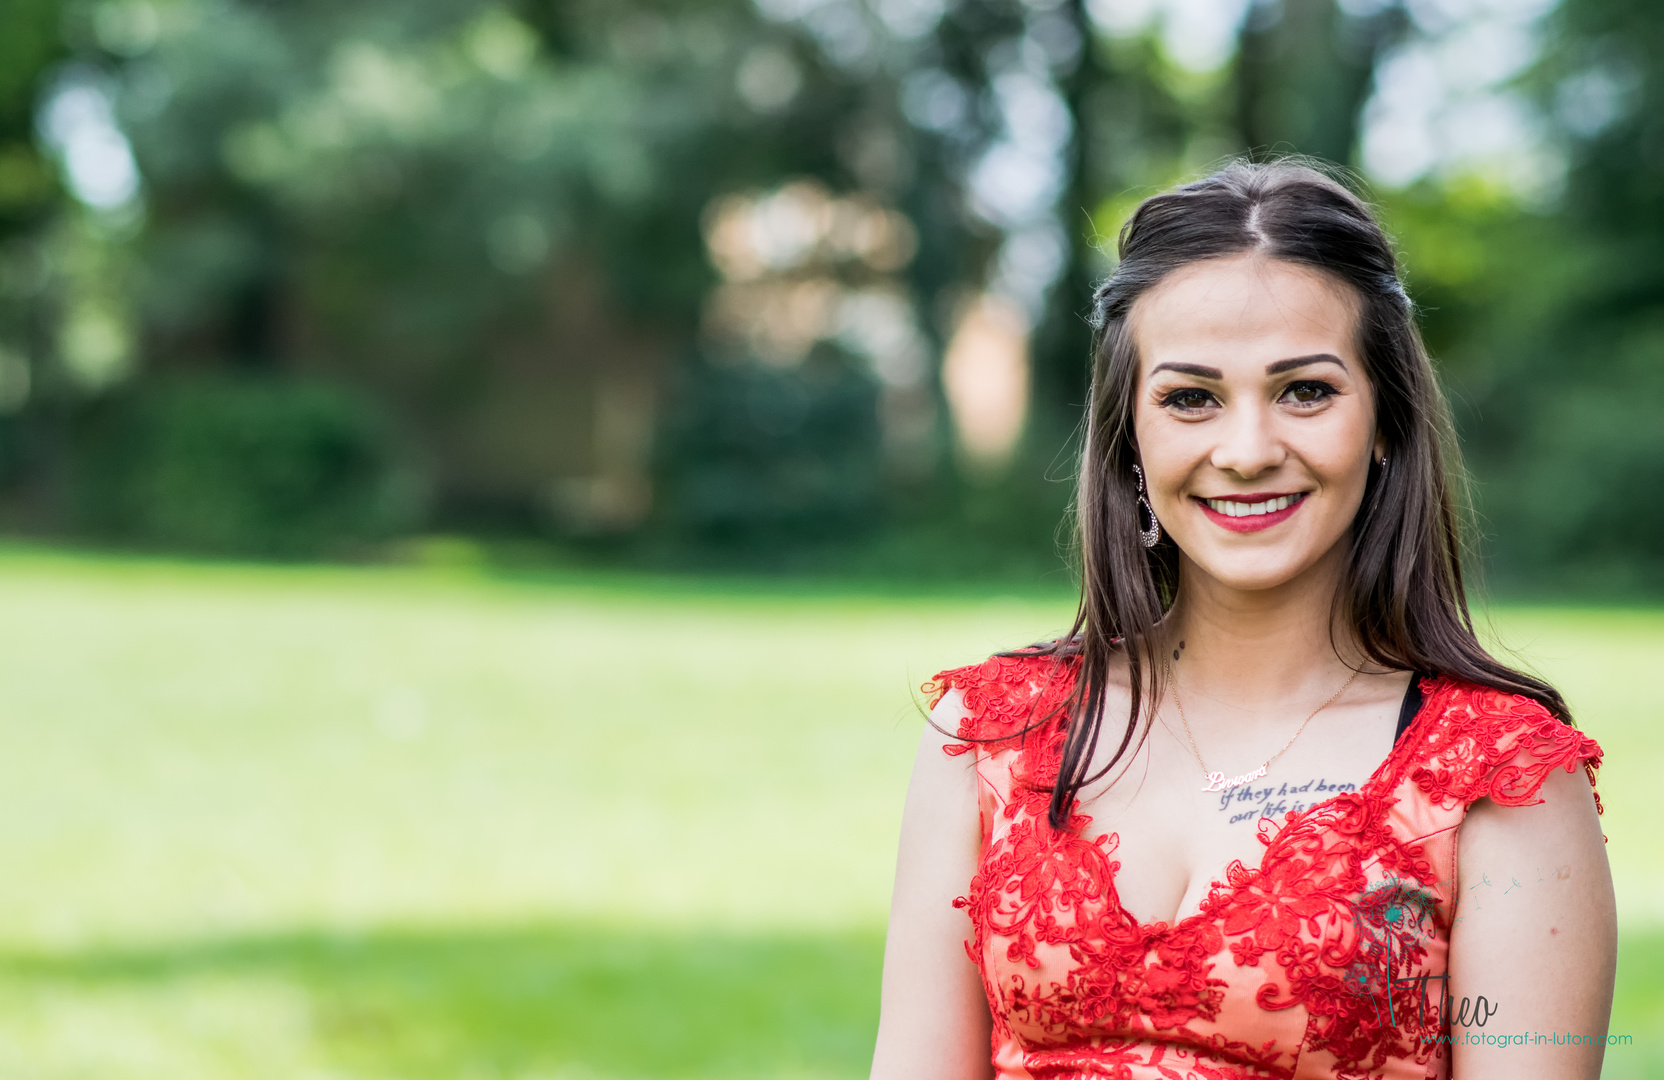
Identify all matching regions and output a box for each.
[1202,763,1268,793]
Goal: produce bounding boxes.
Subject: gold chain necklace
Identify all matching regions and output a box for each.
[1167,658,1360,793]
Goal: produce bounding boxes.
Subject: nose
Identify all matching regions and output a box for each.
[1208,399,1285,479]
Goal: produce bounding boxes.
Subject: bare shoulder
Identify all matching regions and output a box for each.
[1459,762,1606,873]
[1451,763,1614,1079]
[869,688,994,1079]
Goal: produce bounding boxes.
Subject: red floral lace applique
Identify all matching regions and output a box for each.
[1198,796,1442,1071]
[927,657,1605,1080]
[925,653,1074,759]
[1405,681,1604,814]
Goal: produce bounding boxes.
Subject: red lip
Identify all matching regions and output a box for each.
[1194,493,1308,533]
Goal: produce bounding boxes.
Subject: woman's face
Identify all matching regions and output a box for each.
[1130,254,1384,595]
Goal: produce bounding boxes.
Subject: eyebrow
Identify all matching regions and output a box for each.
[1265,353,1347,375]
[1149,353,1348,381]
[1149,362,1223,379]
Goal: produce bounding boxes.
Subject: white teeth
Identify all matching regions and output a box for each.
[1205,494,1302,517]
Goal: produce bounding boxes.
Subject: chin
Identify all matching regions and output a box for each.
[1178,546,1332,594]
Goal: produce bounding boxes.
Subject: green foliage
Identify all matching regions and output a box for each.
[0,0,64,235]
[1372,0,1664,590]
[72,375,420,555]
[119,0,738,355]
[0,0,1657,587]
[1236,0,1405,164]
[1496,0,1664,585]
[81,0,920,540]
[655,348,885,550]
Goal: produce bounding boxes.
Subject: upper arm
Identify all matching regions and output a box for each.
[869,689,994,1080]
[1448,763,1615,1079]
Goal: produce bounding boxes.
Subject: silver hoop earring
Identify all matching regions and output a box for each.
[1132,464,1162,548]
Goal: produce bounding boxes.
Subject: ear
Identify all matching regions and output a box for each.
[1371,431,1387,466]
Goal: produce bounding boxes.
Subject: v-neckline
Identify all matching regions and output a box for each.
[1079,673,1443,934]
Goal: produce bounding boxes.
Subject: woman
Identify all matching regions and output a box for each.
[870,162,1614,1080]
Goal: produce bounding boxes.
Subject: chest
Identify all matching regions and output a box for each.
[964,750,1459,1069]
[1060,700,1400,929]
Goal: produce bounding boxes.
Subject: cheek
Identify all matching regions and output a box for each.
[1302,404,1377,482]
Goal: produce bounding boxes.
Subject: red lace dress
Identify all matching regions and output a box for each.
[927,653,1603,1080]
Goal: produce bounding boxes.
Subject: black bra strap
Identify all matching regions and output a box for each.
[1393,673,1430,745]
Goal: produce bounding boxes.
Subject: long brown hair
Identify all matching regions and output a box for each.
[1023,160,1569,830]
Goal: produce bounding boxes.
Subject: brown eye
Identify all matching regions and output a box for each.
[1163,388,1216,410]
[1282,381,1333,406]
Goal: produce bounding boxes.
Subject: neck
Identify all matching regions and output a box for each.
[1163,542,1361,711]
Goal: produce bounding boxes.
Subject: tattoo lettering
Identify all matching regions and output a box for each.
[1215,777,1358,824]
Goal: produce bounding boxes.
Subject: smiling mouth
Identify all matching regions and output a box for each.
[1198,493,1306,518]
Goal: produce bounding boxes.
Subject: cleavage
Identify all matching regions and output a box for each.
[1069,736,1379,927]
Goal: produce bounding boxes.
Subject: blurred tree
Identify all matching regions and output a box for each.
[1038,6,1188,437]
[6,0,1653,587]
[59,0,772,541]
[78,0,993,549]
[654,345,882,551]
[74,374,419,555]
[1236,0,1405,164]
[1387,0,1664,589]
[0,0,69,520]
[1522,0,1664,584]
[18,0,1410,560]
[0,0,65,240]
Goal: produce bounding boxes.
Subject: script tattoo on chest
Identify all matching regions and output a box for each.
[1216,778,1357,824]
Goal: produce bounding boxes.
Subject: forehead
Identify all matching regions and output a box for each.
[1130,255,1360,375]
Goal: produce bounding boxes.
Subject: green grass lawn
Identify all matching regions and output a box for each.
[0,547,1656,1078]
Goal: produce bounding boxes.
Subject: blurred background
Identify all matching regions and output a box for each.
[0,0,1660,1076]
